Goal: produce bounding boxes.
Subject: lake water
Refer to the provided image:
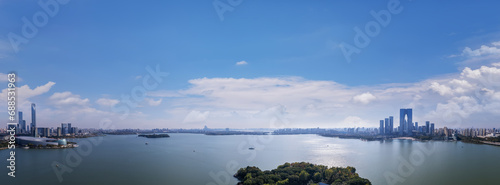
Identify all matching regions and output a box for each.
[1,134,499,185]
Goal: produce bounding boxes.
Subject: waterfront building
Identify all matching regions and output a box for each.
[18,111,24,134]
[430,123,435,136]
[400,108,412,136]
[389,116,394,135]
[426,121,430,135]
[16,136,67,147]
[384,118,389,135]
[57,127,62,137]
[31,103,37,137]
[62,123,68,135]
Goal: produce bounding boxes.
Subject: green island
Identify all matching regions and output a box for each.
[138,133,170,138]
[234,162,371,185]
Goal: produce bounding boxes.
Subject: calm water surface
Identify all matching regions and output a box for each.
[1,134,499,185]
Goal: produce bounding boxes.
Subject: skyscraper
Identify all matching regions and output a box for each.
[400,108,412,136]
[68,123,72,134]
[384,118,389,135]
[389,116,394,134]
[31,103,37,137]
[57,127,62,137]
[18,111,24,134]
[426,121,430,135]
[21,120,26,134]
[430,123,435,136]
[62,123,68,135]
[415,122,418,133]
[379,120,384,134]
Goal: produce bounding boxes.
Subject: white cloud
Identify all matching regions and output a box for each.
[96,98,120,106]
[164,62,500,128]
[49,91,89,106]
[0,81,55,103]
[145,98,162,106]
[183,110,210,123]
[0,81,56,115]
[236,61,248,65]
[352,92,376,104]
[457,41,500,57]
[147,90,184,97]
[429,82,454,96]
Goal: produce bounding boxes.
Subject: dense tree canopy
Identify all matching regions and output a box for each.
[235,162,371,185]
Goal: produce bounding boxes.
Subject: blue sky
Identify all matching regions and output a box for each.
[1,0,500,129]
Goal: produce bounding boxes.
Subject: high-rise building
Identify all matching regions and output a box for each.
[384,118,389,135]
[57,127,62,137]
[18,111,24,134]
[379,120,384,135]
[62,123,68,135]
[38,127,50,137]
[68,123,72,134]
[430,123,435,136]
[21,120,26,134]
[415,122,418,133]
[389,116,394,134]
[31,103,37,137]
[400,108,412,136]
[426,121,430,135]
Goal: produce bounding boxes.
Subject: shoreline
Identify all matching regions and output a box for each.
[481,141,500,146]
[392,137,417,141]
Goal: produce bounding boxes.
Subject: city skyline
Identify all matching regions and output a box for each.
[1,1,500,129]
[7,103,498,131]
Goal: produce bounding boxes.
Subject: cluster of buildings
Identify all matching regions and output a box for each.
[378,108,435,136]
[9,103,80,137]
[455,128,497,138]
[377,108,499,139]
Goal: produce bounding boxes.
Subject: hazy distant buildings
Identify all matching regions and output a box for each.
[415,122,418,134]
[379,120,384,135]
[378,116,394,135]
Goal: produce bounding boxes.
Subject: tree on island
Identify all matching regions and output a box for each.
[234,162,371,185]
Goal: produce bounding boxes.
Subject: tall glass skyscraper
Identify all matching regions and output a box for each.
[384,118,389,134]
[389,116,394,134]
[18,111,27,134]
[426,121,430,134]
[400,108,412,136]
[62,123,68,135]
[31,103,37,137]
